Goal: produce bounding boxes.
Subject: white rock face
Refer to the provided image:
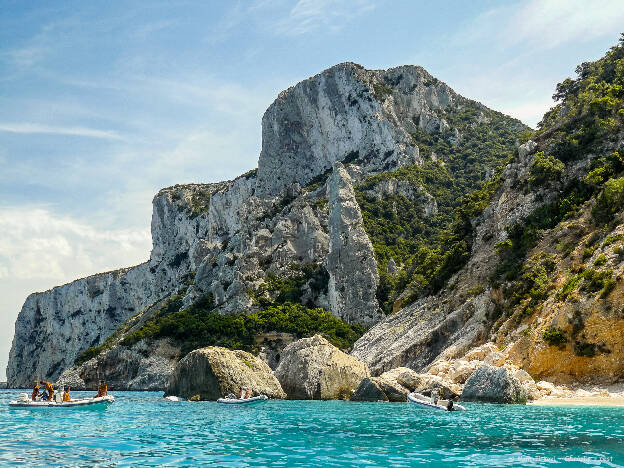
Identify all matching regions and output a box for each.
[7,185,217,388]
[256,62,458,197]
[274,335,370,400]
[326,163,382,326]
[8,61,518,389]
[352,292,493,375]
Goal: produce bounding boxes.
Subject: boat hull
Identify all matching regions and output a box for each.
[407,393,465,412]
[9,395,115,409]
[217,395,268,405]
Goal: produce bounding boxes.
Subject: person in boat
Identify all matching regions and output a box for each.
[95,380,107,397]
[41,381,54,401]
[63,387,71,402]
[447,399,454,411]
[31,381,40,401]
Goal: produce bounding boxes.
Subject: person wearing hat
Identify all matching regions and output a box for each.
[63,387,71,402]
[31,381,40,401]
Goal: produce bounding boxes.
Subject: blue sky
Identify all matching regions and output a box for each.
[1,0,623,380]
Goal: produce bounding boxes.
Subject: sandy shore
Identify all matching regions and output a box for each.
[530,396,624,407]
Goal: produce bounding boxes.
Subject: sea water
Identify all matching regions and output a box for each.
[0,390,622,467]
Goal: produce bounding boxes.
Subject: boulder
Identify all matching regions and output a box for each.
[415,374,460,400]
[382,367,422,392]
[447,360,482,384]
[483,351,506,367]
[58,339,180,391]
[461,365,528,404]
[275,335,370,399]
[351,378,389,402]
[536,380,556,395]
[164,347,285,400]
[513,369,540,400]
[513,369,533,383]
[462,343,499,361]
[427,360,451,376]
[352,367,424,402]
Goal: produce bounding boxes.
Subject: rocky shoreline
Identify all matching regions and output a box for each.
[60,334,613,406]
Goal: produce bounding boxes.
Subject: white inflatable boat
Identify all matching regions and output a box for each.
[217,394,268,405]
[407,392,465,412]
[9,393,114,409]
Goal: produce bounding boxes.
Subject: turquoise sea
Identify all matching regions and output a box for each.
[0,390,622,467]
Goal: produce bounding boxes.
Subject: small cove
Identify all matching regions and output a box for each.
[1,390,622,466]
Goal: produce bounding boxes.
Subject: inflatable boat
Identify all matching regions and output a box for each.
[217,394,268,405]
[407,392,465,412]
[9,393,114,409]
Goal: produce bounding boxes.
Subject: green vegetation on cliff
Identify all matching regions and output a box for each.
[491,35,624,327]
[356,101,527,313]
[120,296,362,354]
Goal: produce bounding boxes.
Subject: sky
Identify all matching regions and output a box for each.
[1,0,623,380]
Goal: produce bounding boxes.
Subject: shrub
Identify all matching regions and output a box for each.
[251,263,329,308]
[600,277,617,298]
[602,233,624,247]
[583,245,599,260]
[593,177,624,223]
[594,253,607,266]
[74,347,100,366]
[373,83,393,101]
[467,285,485,297]
[574,341,596,357]
[543,327,568,347]
[528,152,565,187]
[580,268,613,293]
[121,301,363,353]
[556,275,581,301]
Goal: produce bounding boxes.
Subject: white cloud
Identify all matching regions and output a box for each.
[461,0,624,52]
[510,0,624,50]
[6,44,48,68]
[274,0,375,36]
[0,122,125,140]
[0,206,152,380]
[0,206,150,282]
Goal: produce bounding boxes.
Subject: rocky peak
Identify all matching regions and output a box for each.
[256,62,459,198]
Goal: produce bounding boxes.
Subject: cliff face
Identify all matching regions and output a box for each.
[7,184,218,388]
[7,62,526,388]
[256,64,454,197]
[355,38,624,385]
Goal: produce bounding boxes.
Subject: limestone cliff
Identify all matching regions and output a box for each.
[7,184,217,388]
[8,61,526,388]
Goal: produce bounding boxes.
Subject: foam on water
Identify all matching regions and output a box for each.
[0,390,622,466]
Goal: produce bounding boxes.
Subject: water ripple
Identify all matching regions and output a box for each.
[0,391,622,466]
